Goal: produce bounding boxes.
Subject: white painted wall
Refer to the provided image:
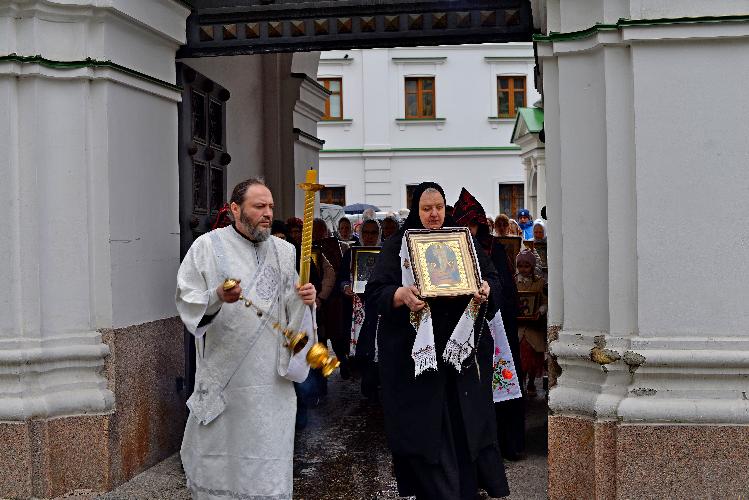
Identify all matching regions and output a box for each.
[318,44,539,214]
[0,0,188,419]
[107,83,182,328]
[632,40,749,336]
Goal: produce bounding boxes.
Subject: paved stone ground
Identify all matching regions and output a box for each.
[88,374,547,500]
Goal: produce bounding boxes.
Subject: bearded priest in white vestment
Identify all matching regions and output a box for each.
[176,178,317,500]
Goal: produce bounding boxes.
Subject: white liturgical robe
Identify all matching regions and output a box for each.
[176,225,315,500]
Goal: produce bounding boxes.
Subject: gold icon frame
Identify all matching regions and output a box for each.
[351,246,381,294]
[405,228,481,298]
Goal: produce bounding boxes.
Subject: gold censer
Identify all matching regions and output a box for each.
[223,275,339,377]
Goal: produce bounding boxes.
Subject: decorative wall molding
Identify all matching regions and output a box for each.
[319,57,354,65]
[534,15,749,45]
[0,333,114,420]
[0,0,190,46]
[550,330,749,424]
[392,56,447,64]
[0,55,183,101]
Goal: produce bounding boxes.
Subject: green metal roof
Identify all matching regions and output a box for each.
[511,107,544,142]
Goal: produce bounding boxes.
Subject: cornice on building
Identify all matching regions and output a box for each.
[0,54,182,92]
[534,14,749,43]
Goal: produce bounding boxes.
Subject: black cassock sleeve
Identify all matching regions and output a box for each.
[474,235,502,319]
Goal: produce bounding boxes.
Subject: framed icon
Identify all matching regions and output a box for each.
[405,228,481,298]
[351,247,381,294]
[534,241,548,270]
[517,290,540,320]
[496,236,522,270]
[310,247,321,270]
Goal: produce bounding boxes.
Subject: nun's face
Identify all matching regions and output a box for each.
[534,224,545,240]
[418,191,445,229]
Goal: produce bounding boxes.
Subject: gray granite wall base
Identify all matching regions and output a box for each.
[102,317,187,488]
[0,317,186,499]
[549,414,749,499]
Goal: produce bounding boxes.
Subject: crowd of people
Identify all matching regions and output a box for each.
[176,178,551,499]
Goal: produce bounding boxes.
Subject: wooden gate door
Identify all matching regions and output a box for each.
[177,63,231,396]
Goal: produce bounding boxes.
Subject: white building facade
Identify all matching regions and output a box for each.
[317,44,541,216]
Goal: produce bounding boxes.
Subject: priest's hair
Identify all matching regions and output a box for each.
[231,177,266,205]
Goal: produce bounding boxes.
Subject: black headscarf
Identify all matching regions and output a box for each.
[402,181,457,231]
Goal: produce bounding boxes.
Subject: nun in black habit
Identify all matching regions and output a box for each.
[365,182,510,500]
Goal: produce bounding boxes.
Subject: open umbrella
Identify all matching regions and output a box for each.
[343,203,380,214]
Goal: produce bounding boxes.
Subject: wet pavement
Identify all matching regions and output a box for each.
[93,373,548,500]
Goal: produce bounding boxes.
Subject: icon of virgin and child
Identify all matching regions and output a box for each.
[424,242,462,286]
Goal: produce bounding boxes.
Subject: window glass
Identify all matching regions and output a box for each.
[329,95,342,118]
[514,91,525,111]
[422,93,434,117]
[406,94,418,117]
[405,79,418,92]
[498,95,509,116]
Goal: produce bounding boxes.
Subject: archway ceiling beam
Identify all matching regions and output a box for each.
[178,0,534,57]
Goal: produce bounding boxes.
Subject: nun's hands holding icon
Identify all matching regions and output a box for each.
[474,280,490,303]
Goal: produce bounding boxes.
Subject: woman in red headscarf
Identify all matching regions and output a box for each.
[452,188,526,461]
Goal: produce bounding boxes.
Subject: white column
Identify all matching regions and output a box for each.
[541,3,749,496]
[539,56,563,329]
[0,0,188,420]
[534,150,547,219]
[521,156,533,211]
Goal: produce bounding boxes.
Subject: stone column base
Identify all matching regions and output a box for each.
[0,317,187,499]
[0,414,112,499]
[549,415,749,499]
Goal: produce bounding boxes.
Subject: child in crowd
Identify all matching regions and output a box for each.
[508,218,522,237]
[515,250,547,397]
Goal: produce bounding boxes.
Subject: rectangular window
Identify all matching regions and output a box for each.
[320,186,346,206]
[405,77,436,119]
[497,76,526,118]
[319,78,343,120]
[498,183,524,218]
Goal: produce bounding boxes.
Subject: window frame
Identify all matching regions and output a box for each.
[497,183,525,219]
[320,185,346,206]
[404,77,436,119]
[319,77,343,120]
[497,75,526,119]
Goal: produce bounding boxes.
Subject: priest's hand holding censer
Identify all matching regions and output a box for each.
[218,279,243,303]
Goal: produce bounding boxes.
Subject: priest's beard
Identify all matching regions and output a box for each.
[238,208,271,242]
